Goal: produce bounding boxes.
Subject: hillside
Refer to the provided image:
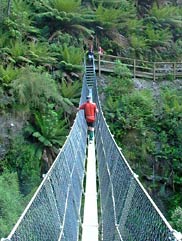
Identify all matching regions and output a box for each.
[0,0,182,237]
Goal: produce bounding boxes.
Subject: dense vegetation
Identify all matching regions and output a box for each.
[100,61,182,232]
[0,0,181,237]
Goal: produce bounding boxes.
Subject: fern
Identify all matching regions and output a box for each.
[145,25,172,47]
[10,67,61,112]
[150,3,182,22]
[60,43,83,65]
[130,34,147,49]
[60,79,81,104]
[9,40,28,58]
[25,106,69,151]
[28,42,57,65]
[50,0,81,13]
[124,19,144,35]
[0,65,20,84]
[95,5,120,28]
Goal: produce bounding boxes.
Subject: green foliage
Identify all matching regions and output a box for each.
[104,88,155,167]
[24,104,69,165]
[28,42,57,66]
[104,66,133,98]
[10,67,61,112]
[124,18,144,35]
[33,0,92,39]
[2,0,39,40]
[94,0,137,33]
[0,64,20,85]
[145,25,172,47]
[60,79,81,112]
[103,74,182,217]
[150,3,182,25]
[172,40,182,61]
[0,171,24,237]
[50,0,81,13]
[154,88,182,189]
[121,90,154,130]
[8,40,30,63]
[95,5,121,28]
[130,34,147,50]
[5,135,42,195]
[114,60,132,78]
[27,105,68,148]
[170,207,182,232]
[60,43,83,65]
[59,43,83,71]
[0,0,182,234]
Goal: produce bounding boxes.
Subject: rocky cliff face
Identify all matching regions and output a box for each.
[0,114,24,159]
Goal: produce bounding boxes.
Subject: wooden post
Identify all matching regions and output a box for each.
[173,62,176,80]
[153,62,156,81]
[98,54,101,77]
[133,59,136,79]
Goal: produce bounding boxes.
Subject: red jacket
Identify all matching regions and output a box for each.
[79,101,98,123]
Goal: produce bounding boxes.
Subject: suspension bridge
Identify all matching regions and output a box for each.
[1,57,182,241]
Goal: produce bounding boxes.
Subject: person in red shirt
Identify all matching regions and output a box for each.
[77,96,98,142]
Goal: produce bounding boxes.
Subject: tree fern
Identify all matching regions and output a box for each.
[9,40,28,58]
[60,78,81,104]
[60,43,83,65]
[25,105,69,157]
[150,3,182,22]
[124,19,144,35]
[10,67,61,112]
[0,64,20,84]
[130,34,147,49]
[4,0,39,40]
[145,24,173,47]
[95,5,120,28]
[28,42,57,66]
[50,0,81,13]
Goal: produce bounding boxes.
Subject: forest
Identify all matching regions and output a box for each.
[0,0,182,237]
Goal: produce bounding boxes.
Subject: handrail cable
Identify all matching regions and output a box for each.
[1,55,182,241]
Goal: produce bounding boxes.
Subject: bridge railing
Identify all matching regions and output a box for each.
[2,76,88,241]
[95,54,182,81]
[93,78,179,241]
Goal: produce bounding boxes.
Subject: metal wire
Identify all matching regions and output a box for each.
[94,75,178,241]
[2,59,180,241]
[5,76,88,241]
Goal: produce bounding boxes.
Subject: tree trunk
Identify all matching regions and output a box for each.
[7,0,11,16]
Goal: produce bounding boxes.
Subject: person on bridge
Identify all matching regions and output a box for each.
[77,96,98,142]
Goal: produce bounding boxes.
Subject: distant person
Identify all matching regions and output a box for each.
[77,96,98,142]
[87,44,94,62]
[98,46,104,56]
[87,50,94,62]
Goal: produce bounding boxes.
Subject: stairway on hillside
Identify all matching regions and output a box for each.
[85,60,95,87]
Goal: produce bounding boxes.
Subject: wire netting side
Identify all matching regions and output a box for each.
[5,78,88,241]
[94,77,177,241]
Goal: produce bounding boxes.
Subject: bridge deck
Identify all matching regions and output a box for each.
[82,139,98,241]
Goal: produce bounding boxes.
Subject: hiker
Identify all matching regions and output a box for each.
[87,44,94,62]
[98,46,104,56]
[77,96,98,142]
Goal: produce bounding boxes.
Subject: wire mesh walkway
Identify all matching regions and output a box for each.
[1,58,182,241]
